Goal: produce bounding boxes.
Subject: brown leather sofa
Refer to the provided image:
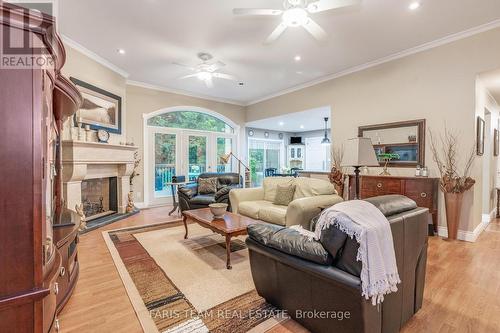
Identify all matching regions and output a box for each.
[246,195,429,333]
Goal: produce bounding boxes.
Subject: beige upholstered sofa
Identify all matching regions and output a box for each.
[229,177,343,228]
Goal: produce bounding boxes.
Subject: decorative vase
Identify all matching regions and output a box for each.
[328,166,344,197]
[444,192,463,240]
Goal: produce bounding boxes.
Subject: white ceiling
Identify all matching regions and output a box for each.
[246,106,330,132]
[58,0,500,105]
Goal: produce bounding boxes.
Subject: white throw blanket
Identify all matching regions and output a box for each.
[315,200,401,305]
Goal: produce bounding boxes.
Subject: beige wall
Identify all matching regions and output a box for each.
[125,84,246,203]
[61,45,128,143]
[246,28,500,234]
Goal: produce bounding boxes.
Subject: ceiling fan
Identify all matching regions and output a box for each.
[233,0,360,44]
[173,52,236,88]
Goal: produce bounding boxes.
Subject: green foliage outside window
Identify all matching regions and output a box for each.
[148,111,233,134]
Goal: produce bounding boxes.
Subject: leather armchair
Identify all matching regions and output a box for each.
[178,172,242,212]
[246,195,429,333]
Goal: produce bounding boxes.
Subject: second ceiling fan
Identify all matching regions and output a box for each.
[233,0,360,44]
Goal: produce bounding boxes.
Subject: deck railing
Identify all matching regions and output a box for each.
[155,164,175,191]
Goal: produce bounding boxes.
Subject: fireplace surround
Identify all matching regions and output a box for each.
[62,140,138,231]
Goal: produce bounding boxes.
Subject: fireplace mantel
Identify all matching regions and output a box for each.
[62,140,138,216]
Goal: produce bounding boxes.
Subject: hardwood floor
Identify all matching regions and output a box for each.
[58,206,182,333]
[59,207,500,333]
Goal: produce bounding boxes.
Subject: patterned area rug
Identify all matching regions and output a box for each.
[103,221,285,333]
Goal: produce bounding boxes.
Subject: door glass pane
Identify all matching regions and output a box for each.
[154,133,176,197]
[188,135,207,181]
[266,149,280,169]
[249,149,264,187]
[217,137,233,172]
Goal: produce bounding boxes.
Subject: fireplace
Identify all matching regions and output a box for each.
[81,177,118,221]
[62,140,138,232]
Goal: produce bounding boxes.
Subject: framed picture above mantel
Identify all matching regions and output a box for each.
[358,119,426,168]
[70,77,122,134]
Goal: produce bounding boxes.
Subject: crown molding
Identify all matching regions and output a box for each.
[246,19,500,106]
[61,34,130,78]
[126,80,245,107]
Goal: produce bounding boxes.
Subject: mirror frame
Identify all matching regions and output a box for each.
[358,119,426,168]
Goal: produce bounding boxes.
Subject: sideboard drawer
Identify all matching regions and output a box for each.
[404,180,435,208]
[362,177,401,194]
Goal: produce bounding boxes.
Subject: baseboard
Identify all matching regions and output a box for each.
[134,202,146,209]
[438,216,491,242]
[482,208,497,225]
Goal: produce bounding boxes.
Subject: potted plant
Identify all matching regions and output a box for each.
[430,129,475,240]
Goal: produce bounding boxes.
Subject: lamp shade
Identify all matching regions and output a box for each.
[341,137,379,167]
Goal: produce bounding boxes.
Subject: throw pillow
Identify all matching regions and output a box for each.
[273,184,296,206]
[198,177,218,194]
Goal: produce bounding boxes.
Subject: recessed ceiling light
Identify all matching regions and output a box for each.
[294,55,301,61]
[238,82,244,86]
[409,2,420,10]
[279,121,284,126]
[117,48,126,55]
[300,125,305,129]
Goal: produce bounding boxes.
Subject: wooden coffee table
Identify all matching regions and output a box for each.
[182,208,258,269]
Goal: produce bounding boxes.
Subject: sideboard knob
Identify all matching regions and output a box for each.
[53,282,59,295]
[377,183,382,188]
[420,192,427,198]
[59,267,65,277]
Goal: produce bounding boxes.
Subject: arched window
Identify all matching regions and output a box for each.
[147,111,234,134]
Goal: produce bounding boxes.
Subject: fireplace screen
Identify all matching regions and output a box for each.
[81,177,118,220]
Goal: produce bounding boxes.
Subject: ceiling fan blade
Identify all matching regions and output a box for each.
[172,62,197,71]
[264,23,287,45]
[233,8,283,16]
[307,0,360,13]
[205,77,214,88]
[213,73,236,81]
[302,18,327,41]
[206,61,226,72]
[179,73,198,79]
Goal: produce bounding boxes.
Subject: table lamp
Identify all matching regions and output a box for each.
[342,137,380,199]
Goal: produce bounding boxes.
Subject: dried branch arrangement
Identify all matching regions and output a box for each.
[429,128,475,193]
[129,151,141,187]
[329,144,346,195]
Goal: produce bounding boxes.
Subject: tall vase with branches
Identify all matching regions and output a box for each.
[127,151,141,213]
[430,128,475,240]
[329,145,347,197]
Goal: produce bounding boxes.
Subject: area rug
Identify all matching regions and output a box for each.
[103,221,286,333]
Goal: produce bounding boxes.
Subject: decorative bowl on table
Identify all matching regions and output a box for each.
[209,203,228,218]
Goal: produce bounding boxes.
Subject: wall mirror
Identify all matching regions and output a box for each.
[358,119,426,167]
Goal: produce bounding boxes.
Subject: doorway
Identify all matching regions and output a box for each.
[144,108,238,207]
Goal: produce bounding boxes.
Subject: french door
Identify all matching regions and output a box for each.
[148,127,236,205]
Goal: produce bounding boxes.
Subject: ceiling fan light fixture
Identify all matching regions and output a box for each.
[196,71,212,81]
[282,8,309,27]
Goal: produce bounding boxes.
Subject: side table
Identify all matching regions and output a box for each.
[165,181,195,216]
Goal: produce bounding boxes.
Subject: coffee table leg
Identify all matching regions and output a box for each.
[225,235,232,270]
[183,215,188,239]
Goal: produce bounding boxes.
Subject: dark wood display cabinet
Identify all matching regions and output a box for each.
[0,3,83,332]
[348,175,439,233]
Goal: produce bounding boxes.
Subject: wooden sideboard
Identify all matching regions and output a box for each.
[348,175,439,232]
[0,3,82,332]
